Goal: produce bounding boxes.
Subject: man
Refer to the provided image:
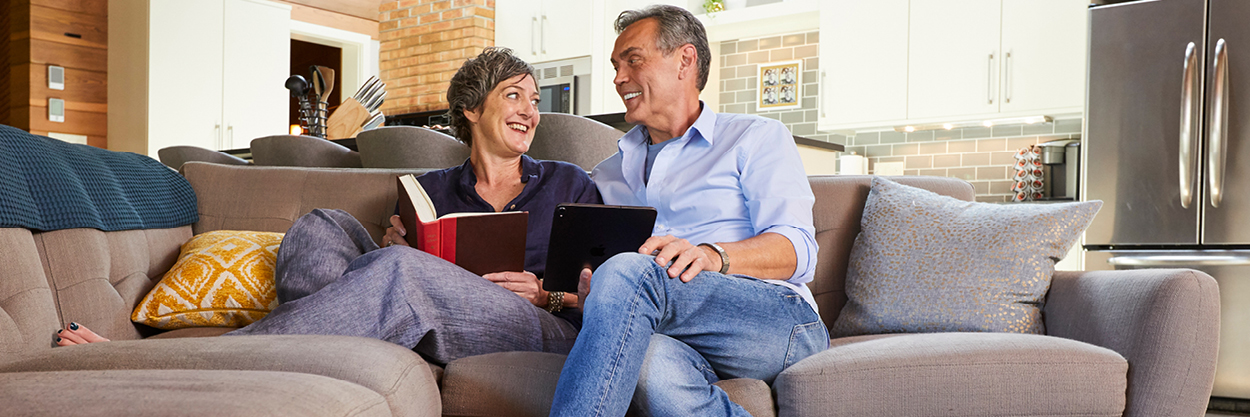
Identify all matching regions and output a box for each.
[549,5,827,417]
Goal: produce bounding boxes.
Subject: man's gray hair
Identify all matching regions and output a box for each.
[614,5,711,91]
[446,47,536,147]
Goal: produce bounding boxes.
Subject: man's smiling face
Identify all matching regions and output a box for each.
[610,18,685,127]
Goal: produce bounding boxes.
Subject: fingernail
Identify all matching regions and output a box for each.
[56,337,61,342]
[57,329,62,334]
[69,322,79,330]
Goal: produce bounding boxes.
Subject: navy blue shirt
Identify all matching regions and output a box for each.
[412,155,601,277]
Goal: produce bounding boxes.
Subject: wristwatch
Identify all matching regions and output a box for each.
[546,291,565,313]
[699,242,730,275]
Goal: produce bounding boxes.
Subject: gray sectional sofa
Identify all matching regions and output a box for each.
[0,161,1220,416]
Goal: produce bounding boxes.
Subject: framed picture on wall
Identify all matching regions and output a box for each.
[758,60,802,110]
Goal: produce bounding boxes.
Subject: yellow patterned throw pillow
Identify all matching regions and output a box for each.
[132,230,284,329]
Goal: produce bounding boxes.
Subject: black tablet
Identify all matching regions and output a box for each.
[542,203,657,293]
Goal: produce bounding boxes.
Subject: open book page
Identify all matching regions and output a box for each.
[397,174,437,223]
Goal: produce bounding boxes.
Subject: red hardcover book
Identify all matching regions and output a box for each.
[396,174,527,276]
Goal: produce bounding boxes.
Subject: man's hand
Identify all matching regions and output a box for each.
[639,235,720,282]
[383,215,410,247]
[576,268,592,309]
[484,271,545,306]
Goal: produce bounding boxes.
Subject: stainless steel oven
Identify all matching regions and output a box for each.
[538,75,576,114]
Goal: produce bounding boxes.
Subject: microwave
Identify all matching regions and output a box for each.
[538,75,577,114]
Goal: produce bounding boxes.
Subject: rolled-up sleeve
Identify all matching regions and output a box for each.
[738,120,818,283]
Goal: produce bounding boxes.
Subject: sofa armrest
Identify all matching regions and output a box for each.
[1044,269,1219,417]
[0,335,439,417]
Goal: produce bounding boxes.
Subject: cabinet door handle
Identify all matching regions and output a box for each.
[541,14,548,54]
[1179,41,1200,209]
[531,16,539,56]
[1005,51,1013,104]
[227,125,234,150]
[215,123,222,150]
[987,53,995,105]
[820,70,827,118]
[1210,38,1230,208]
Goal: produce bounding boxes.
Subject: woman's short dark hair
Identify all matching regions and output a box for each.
[614,5,711,91]
[445,47,536,147]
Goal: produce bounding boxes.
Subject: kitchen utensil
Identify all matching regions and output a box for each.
[310,66,324,103]
[365,90,387,112]
[316,66,335,104]
[325,97,371,139]
[359,81,385,110]
[362,112,385,130]
[285,75,309,97]
[354,77,380,102]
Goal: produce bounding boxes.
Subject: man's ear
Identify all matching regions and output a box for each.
[677,44,698,80]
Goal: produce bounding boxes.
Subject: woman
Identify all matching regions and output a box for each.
[57,48,602,365]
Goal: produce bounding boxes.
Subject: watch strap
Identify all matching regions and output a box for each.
[699,242,730,275]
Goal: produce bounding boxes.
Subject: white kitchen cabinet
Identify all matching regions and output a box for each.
[819,0,909,128]
[998,0,1088,114]
[496,0,592,64]
[907,0,1002,120]
[109,0,290,156]
[817,0,1087,131]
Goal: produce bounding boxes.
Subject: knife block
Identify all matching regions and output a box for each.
[326,98,371,139]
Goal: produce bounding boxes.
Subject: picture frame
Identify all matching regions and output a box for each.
[758,60,802,110]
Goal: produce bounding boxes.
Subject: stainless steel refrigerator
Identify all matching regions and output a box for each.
[1085,0,1250,401]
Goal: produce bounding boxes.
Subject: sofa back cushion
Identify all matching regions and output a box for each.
[0,228,61,355]
[807,175,974,330]
[182,163,430,244]
[32,227,189,341]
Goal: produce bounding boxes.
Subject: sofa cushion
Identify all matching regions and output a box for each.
[774,332,1127,417]
[132,230,283,329]
[0,228,61,355]
[832,177,1100,336]
[0,335,440,417]
[440,351,774,417]
[0,369,389,417]
[32,227,190,342]
[806,175,975,331]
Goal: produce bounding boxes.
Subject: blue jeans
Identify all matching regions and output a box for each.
[225,209,579,365]
[549,253,829,417]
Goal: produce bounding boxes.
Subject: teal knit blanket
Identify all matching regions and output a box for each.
[0,125,198,232]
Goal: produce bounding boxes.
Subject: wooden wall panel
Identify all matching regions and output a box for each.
[286,2,380,39]
[9,0,106,147]
[18,106,107,136]
[26,5,107,49]
[28,64,106,113]
[25,39,106,69]
[1,0,12,127]
[279,0,379,22]
[30,0,106,17]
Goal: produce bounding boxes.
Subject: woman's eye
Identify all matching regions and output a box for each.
[507,92,518,99]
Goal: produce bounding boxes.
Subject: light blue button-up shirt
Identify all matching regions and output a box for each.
[592,103,819,311]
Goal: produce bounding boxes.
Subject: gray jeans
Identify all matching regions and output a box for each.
[226,209,579,365]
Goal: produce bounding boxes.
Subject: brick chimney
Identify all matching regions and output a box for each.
[378,0,495,115]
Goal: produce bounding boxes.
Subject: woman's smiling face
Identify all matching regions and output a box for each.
[465,73,541,157]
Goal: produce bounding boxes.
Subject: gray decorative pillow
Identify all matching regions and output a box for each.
[830,177,1102,337]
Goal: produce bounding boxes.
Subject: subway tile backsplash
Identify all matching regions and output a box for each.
[718,32,1083,203]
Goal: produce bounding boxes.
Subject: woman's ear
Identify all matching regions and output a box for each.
[463,106,482,124]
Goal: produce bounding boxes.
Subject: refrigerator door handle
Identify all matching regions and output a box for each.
[1209,38,1230,208]
[1180,42,1201,209]
[1108,254,1250,266]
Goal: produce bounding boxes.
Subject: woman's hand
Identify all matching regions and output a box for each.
[56,322,109,346]
[383,215,410,247]
[576,268,592,309]
[484,271,545,307]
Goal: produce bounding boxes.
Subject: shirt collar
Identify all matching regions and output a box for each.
[620,101,717,148]
[455,154,542,197]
